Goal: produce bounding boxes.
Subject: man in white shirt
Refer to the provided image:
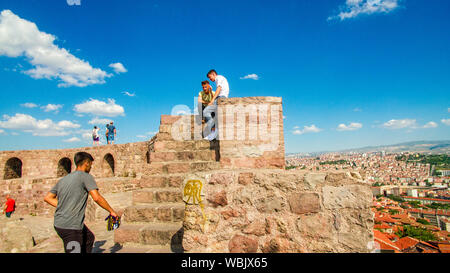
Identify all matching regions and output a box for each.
[207,69,229,104]
[203,70,230,141]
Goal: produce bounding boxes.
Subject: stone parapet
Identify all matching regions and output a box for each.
[181,169,374,253]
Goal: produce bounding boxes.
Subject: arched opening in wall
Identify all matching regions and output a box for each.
[146,151,150,164]
[57,157,72,177]
[4,157,22,180]
[103,153,115,177]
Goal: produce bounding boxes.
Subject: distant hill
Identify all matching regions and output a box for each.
[287,140,450,157]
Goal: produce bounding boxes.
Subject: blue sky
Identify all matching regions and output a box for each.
[0,0,449,153]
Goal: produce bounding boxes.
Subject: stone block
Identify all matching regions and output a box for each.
[228,234,259,253]
[238,172,254,185]
[288,192,321,214]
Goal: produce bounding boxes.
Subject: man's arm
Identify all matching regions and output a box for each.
[208,86,221,106]
[44,192,58,208]
[89,189,118,217]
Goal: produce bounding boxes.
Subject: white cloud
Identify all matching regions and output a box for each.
[240,74,259,80]
[109,62,127,74]
[0,129,4,134]
[0,113,80,136]
[63,137,80,143]
[328,0,400,21]
[441,119,450,126]
[423,121,438,128]
[136,135,147,138]
[57,120,80,128]
[21,102,38,108]
[292,125,322,135]
[0,9,112,87]
[381,119,440,130]
[353,107,362,112]
[41,104,63,113]
[337,122,363,131]
[74,98,125,117]
[381,119,418,130]
[88,117,113,125]
[122,91,135,97]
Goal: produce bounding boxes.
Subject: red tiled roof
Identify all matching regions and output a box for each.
[374,230,400,251]
[395,236,419,250]
[438,244,450,253]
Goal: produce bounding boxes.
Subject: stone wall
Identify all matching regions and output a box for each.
[0,176,141,217]
[182,169,374,253]
[0,141,150,180]
[216,97,285,169]
[0,142,149,217]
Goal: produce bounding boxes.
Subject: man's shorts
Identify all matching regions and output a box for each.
[107,134,114,141]
[5,211,13,218]
[93,136,99,141]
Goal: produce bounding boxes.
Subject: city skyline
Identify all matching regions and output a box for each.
[0,0,449,153]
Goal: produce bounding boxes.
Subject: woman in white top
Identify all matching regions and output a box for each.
[92,126,100,146]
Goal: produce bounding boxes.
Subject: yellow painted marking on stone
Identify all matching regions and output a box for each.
[183,179,207,232]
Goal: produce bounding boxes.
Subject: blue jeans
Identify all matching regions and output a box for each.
[6,211,13,218]
[203,105,217,136]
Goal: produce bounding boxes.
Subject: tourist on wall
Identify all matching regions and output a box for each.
[2,194,15,218]
[44,152,119,253]
[198,80,215,138]
[204,69,230,141]
[106,122,116,144]
[92,126,100,146]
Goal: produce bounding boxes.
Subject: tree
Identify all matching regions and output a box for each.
[395,225,437,241]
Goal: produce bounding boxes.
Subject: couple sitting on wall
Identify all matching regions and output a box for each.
[198,69,229,141]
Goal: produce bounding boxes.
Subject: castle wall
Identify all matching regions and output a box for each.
[182,170,374,253]
[0,142,149,216]
[0,141,150,180]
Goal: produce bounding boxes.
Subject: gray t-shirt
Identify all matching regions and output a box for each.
[50,171,98,230]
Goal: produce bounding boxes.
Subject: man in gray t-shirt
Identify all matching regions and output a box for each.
[44,152,118,253]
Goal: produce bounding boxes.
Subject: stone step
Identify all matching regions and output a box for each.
[144,161,221,175]
[149,150,216,162]
[152,140,218,152]
[132,188,182,204]
[111,243,182,253]
[123,203,185,223]
[138,175,184,188]
[114,222,183,247]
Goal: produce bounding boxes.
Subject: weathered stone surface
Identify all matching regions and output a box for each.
[322,184,372,209]
[243,219,266,236]
[296,213,334,241]
[261,237,292,253]
[304,173,326,189]
[0,220,35,253]
[238,172,254,185]
[288,192,321,214]
[228,235,258,253]
[209,173,234,186]
[207,190,228,208]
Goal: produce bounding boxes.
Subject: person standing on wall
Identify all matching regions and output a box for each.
[106,122,116,144]
[204,69,230,140]
[44,152,118,253]
[92,126,100,146]
[2,194,15,218]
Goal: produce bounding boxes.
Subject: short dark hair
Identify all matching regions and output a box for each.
[207,69,217,77]
[201,80,210,86]
[74,152,94,166]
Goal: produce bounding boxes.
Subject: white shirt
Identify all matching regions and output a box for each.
[215,75,229,98]
[93,128,99,138]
